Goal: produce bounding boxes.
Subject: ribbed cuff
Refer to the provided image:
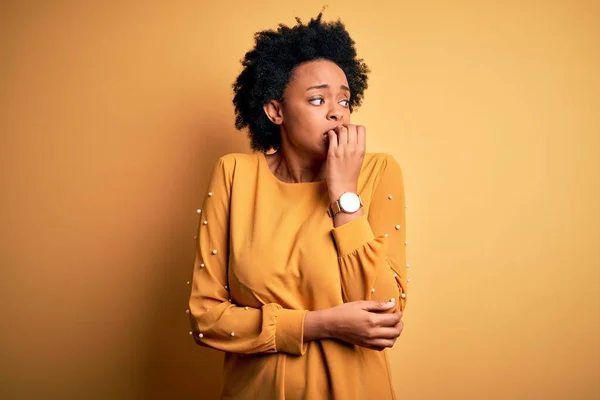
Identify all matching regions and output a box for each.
[275,308,308,356]
[330,215,375,257]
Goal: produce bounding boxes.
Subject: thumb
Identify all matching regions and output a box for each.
[362,300,395,311]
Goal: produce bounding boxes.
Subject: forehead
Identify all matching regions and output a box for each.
[288,59,349,89]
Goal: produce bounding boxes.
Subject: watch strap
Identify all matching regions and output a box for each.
[327,200,342,218]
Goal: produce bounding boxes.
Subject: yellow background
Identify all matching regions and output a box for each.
[1,1,598,399]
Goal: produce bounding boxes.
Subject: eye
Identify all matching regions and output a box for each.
[309,97,324,105]
[339,99,350,107]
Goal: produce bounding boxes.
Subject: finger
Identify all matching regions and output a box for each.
[396,319,404,332]
[393,308,403,319]
[368,338,396,349]
[362,301,395,312]
[347,124,358,145]
[371,313,401,327]
[371,326,403,340]
[397,321,404,335]
[357,125,366,150]
[327,130,338,152]
[337,124,349,145]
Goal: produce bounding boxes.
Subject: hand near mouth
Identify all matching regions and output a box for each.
[325,124,366,205]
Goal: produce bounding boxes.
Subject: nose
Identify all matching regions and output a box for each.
[327,110,343,121]
[327,108,343,121]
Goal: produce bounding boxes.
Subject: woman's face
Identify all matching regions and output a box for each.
[265,59,352,158]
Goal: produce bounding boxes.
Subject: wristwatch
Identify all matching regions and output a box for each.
[328,192,363,218]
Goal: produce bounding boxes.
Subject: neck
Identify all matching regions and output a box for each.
[270,145,326,183]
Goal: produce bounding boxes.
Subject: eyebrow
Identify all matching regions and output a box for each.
[306,84,350,92]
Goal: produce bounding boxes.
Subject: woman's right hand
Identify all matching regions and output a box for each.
[324,301,404,351]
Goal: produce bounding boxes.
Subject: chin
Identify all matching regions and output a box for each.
[314,144,328,160]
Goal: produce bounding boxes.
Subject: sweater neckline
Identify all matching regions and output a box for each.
[259,152,327,187]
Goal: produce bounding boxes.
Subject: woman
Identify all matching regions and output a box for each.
[188,12,409,400]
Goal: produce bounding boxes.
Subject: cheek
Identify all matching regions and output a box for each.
[288,107,323,132]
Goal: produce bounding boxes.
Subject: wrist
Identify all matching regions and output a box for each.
[319,308,337,339]
[304,309,335,341]
[328,185,358,204]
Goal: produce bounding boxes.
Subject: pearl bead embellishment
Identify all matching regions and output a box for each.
[230,332,235,337]
[395,224,400,230]
[196,209,201,214]
[401,293,406,298]
[208,192,213,197]
[212,249,217,255]
[199,333,204,338]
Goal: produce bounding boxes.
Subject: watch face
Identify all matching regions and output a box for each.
[339,192,361,213]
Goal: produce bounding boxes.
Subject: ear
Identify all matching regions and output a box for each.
[263,100,284,125]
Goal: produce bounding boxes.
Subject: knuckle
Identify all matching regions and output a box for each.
[367,316,377,327]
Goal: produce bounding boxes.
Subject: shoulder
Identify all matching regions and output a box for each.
[216,152,258,165]
[363,152,402,174]
[213,152,260,172]
[360,153,404,192]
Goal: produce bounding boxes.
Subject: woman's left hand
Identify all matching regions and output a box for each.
[325,124,366,203]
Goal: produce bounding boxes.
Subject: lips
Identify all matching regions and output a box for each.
[322,125,344,141]
[323,126,340,135]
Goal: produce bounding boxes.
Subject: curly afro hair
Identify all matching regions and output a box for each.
[232,12,370,153]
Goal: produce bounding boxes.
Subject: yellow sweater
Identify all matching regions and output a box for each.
[188,151,408,400]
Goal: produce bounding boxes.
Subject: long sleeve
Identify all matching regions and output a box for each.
[330,154,408,312]
[188,156,309,356]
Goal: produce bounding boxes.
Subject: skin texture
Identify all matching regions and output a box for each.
[262,59,404,351]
